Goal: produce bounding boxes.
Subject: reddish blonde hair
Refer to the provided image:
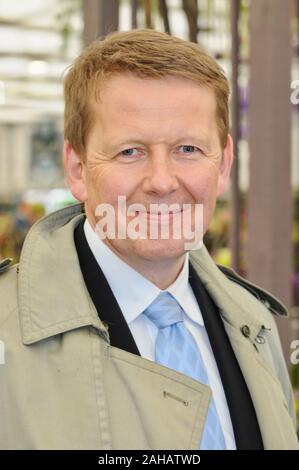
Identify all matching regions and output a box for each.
[64,29,230,159]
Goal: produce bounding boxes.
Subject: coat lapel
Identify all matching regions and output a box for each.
[73,217,141,356]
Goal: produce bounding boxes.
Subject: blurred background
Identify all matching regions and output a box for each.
[0,0,298,431]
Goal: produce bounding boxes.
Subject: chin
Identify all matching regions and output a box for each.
[130,238,188,262]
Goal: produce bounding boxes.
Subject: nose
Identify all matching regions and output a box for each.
[142,150,179,197]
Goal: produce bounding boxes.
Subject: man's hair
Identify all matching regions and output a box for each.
[64,29,230,159]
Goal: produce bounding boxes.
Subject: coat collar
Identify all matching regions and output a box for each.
[18,203,109,345]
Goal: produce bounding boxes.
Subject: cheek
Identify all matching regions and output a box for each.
[87,164,139,205]
[189,167,219,203]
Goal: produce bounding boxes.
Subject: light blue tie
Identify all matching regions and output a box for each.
[143,291,226,450]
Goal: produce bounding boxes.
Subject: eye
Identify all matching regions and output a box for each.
[178,145,201,154]
[117,148,143,159]
[121,148,136,156]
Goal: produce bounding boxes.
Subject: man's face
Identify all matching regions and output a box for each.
[65,73,233,267]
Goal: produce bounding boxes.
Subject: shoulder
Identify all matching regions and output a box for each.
[216,264,297,423]
[217,264,288,317]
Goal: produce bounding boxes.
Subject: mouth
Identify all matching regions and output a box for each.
[135,208,185,221]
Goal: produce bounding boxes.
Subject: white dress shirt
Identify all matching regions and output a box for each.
[84,218,236,449]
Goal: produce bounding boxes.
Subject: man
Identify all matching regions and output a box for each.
[0,29,298,450]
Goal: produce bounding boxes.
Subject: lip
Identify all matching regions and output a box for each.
[136,210,183,221]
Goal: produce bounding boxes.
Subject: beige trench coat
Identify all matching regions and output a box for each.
[0,204,298,449]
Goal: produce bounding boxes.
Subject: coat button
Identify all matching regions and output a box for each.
[241,325,251,338]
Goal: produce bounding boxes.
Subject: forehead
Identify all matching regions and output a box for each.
[89,73,218,142]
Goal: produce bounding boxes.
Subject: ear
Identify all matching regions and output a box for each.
[63,142,87,202]
[216,134,234,197]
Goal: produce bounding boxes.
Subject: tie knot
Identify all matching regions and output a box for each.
[143,292,184,329]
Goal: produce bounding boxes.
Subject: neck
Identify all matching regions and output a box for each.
[102,237,186,289]
[120,255,186,290]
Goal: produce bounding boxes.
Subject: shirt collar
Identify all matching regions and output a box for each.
[167,257,204,327]
[84,218,203,326]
